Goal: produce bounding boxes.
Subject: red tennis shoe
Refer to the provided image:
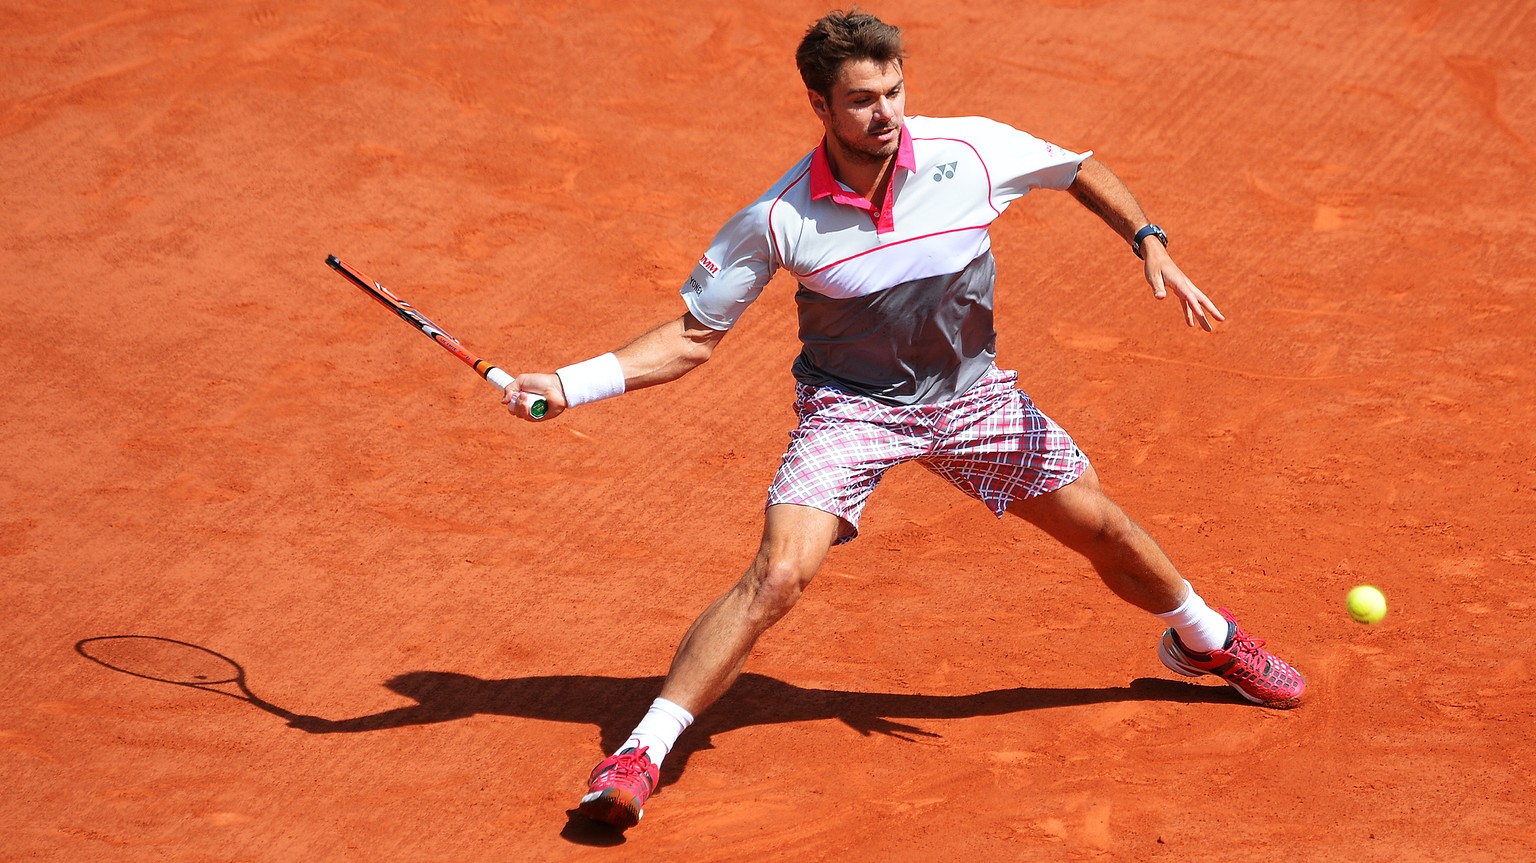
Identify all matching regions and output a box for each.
[1158,609,1306,709]
[578,747,659,829]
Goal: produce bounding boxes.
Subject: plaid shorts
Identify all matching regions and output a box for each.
[766,365,1089,544]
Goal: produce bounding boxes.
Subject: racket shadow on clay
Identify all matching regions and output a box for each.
[75,635,321,726]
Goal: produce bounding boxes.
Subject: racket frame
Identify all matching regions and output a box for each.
[326,255,548,418]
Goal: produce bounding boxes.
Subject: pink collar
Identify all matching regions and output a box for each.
[809,122,916,205]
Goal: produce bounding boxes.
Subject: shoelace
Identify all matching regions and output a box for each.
[1214,608,1267,661]
[602,747,653,782]
[1225,627,1294,685]
[1229,628,1268,657]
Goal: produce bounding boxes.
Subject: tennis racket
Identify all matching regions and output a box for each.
[75,635,307,723]
[326,254,548,419]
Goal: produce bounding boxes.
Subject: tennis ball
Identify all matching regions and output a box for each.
[1346,585,1387,624]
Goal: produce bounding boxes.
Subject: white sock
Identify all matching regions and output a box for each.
[619,697,694,768]
[1154,583,1230,653]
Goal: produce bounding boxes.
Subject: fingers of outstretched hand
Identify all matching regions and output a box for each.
[1173,279,1224,331]
[1148,259,1223,332]
[1186,291,1225,331]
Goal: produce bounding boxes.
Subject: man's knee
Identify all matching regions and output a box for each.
[733,503,840,625]
[740,552,817,626]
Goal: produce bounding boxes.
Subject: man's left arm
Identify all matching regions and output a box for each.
[1067,157,1225,332]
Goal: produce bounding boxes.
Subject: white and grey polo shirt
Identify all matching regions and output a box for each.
[681,114,1090,405]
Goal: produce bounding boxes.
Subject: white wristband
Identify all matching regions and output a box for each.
[556,352,626,408]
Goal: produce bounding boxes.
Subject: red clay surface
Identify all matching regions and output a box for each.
[5,2,1535,860]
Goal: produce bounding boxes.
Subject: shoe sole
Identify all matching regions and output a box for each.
[579,789,643,829]
[1158,631,1303,710]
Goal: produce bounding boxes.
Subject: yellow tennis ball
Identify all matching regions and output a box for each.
[1346,585,1387,624]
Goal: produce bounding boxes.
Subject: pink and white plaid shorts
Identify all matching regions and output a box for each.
[766,365,1089,543]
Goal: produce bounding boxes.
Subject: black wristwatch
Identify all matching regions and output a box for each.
[1131,224,1168,259]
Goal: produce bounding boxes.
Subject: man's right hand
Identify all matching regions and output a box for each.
[502,372,566,422]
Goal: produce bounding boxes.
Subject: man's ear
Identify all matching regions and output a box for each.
[807,89,829,122]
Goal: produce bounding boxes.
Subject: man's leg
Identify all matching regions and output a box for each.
[1005,463,1188,613]
[1006,464,1305,708]
[658,503,843,715]
[578,503,842,828]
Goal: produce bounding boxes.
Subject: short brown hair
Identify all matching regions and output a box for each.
[795,10,905,97]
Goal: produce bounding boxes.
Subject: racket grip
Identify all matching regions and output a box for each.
[485,367,549,420]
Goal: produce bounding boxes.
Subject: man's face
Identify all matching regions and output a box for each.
[810,58,906,164]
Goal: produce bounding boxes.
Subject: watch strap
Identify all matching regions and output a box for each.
[1132,224,1167,259]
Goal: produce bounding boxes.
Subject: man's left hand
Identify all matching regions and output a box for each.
[1142,242,1224,331]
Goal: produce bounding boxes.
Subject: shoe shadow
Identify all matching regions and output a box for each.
[558,808,629,847]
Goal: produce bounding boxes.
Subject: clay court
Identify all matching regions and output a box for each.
[4,1,1534,859]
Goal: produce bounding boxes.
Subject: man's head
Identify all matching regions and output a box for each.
[796,10,905,99]
[797,10,907,164]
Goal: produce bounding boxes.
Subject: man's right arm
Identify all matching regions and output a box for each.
[610,311,727,392]
[504,179,779,422]
[501,312,726,422]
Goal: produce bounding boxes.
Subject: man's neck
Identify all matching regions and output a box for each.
[825,139,897,204]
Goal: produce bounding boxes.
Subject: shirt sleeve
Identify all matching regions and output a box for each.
[959,116,1091,207]
[679,199,779,331]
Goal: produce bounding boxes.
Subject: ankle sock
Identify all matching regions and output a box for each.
[1155,583,1230,653]
[618,697,694,768]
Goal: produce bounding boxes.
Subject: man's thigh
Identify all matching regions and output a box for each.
[766,413,927,543]
[1003,462,1119,550]
[924,372,1088,516]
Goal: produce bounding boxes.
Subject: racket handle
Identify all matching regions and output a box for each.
[484,367,549,419]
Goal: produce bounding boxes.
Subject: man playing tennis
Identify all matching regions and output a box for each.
[503,10,1306,830]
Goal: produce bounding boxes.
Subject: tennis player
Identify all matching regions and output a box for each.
[503,10,1306,830]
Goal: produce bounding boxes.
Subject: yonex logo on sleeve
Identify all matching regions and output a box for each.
[933,161,957,181]
[699,254,720,276]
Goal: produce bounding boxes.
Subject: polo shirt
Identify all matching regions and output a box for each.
[681,114,1090,405]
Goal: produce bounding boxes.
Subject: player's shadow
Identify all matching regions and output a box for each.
[285,670,1238,784]
[71,635,1239,777]
[78,636,1241,846]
